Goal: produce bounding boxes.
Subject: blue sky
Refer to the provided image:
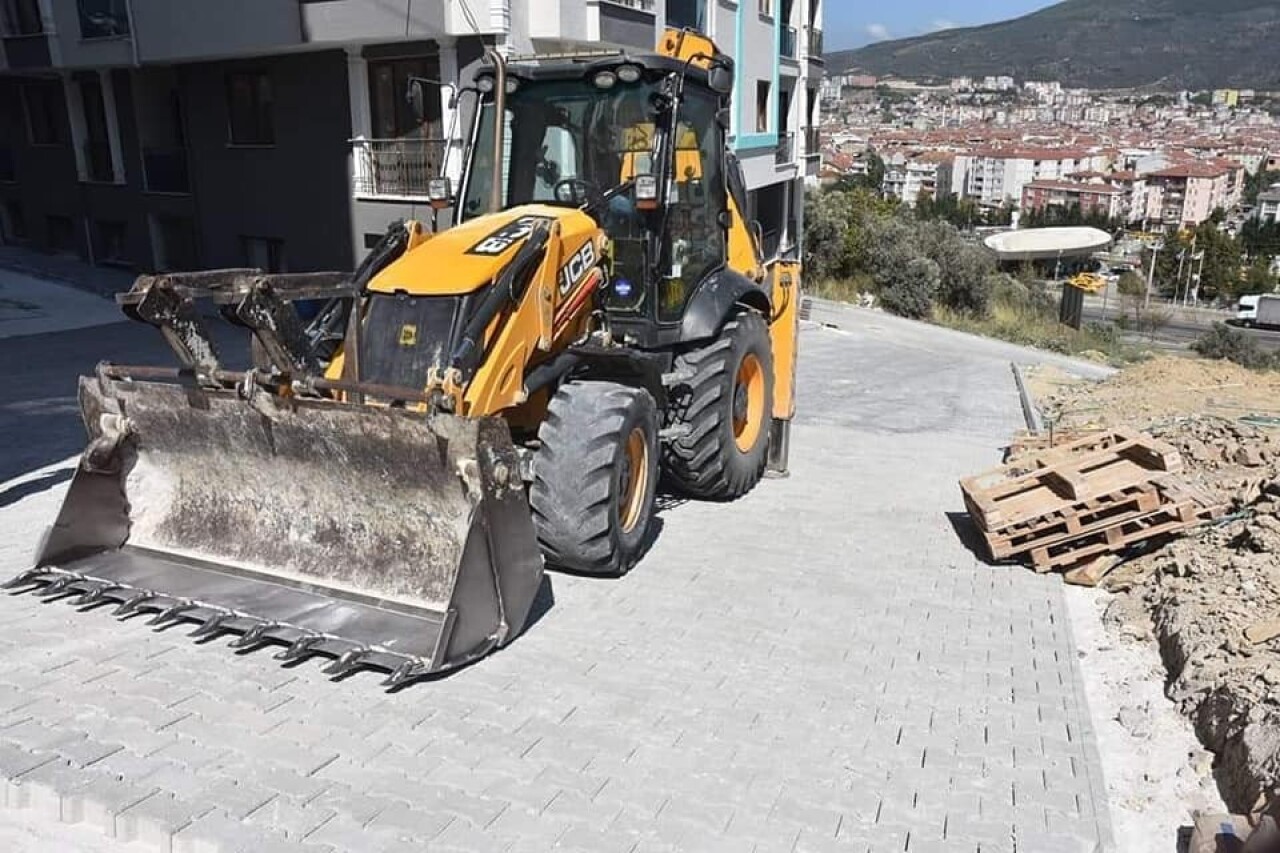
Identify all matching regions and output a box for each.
[825,0,1059,50]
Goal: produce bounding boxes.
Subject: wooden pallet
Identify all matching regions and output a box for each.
[982,482,1165,561]
[961,429,1182,532]
[1004,428,1109,463]
[1028,497,1204,572]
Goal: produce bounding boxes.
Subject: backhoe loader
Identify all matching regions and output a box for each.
[7,29,801,688]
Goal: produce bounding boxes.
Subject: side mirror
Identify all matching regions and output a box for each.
[407,79,428,124]
[708,63,734,95]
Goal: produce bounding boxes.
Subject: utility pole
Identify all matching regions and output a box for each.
[1145,241,1161,310]
[1175,248,1187,305]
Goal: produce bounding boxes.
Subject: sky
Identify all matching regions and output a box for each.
[825,0,1060,50]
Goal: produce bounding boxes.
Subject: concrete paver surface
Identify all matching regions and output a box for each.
[0,300,1115,852]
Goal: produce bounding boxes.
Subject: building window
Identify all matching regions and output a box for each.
[0,0,43,35]
[79,75,115,182]
[242,236,285,273]
[226,72,274,146]
[150,215,198,271]
[666,0,705,31]
[22,80,65,146]
[369,57,440,139]
[77,0,129,38]
[93,219,127,265]
[758,0,773,17]
[755,81,771,133]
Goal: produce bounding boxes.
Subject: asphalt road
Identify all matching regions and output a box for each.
[1081,302,1280,351]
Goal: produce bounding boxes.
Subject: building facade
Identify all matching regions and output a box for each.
[1020,179,1125,222]
[0,0,820,273]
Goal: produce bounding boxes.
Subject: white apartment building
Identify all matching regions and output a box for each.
[952,148,1106,208]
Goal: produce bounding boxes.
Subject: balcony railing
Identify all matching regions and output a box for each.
[83,139,114,183]
[351,138,450,199]
[781,26,797,59]
[804,126,820,157]
[143,147,190,194]
[807,27,824,60]
[775,132,795,166]
[601,0,654,10]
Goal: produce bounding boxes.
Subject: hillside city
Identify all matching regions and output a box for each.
[816,71,1280,303]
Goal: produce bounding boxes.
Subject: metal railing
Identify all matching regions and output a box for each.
[143,147,190,194]
[601,0,654,10]
[807,27,824,59]
[781,26,797,59]
[775,132,795,166]
[351,138,450,199]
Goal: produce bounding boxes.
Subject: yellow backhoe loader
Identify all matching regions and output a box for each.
[8,30,800,688]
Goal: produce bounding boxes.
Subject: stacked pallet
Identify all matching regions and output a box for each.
[961,429,1224,584]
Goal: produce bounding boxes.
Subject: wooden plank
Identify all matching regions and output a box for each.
[1064,555,1123,587]
[1029,502,1198,572]
[983,484,1171,561]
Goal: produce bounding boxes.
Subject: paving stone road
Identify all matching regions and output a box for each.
[0,300,1116,852]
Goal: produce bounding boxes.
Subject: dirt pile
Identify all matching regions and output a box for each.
[1025,357,1280,813]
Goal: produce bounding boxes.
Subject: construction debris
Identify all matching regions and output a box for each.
[961,429,1223,582]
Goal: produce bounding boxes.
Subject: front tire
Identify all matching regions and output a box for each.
[530,382,659,575]
[664,309,774,500]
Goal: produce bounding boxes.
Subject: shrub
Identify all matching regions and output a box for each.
[880,257,940,319]
[1193,323,1275,370]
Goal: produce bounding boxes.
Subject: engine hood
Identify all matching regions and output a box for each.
[367,205,600,297]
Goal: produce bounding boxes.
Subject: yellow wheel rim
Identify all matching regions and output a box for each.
[732,352,766,453]
[620,427,649,534]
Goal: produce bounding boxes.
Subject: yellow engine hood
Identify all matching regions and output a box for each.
[368,205,599,296]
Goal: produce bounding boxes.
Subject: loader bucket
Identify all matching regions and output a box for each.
[9,374,544,688]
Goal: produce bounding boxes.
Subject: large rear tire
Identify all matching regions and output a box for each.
[530,382,659,575]
[663,309,774,500]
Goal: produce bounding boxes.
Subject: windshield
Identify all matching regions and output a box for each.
[461,77,663,220]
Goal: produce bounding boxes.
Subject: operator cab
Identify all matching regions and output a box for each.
[448,52,740,340]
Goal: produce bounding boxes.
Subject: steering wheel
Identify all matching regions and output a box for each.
[553,178,604,208]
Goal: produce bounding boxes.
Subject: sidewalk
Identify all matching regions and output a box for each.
[0,265,125,341]
[0,245,135,299]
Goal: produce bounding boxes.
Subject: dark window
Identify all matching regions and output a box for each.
[0,0,43,35]
[0,145,14,182]
[755,81,770,133]
[93,219,127,265]
[226,72,274,145]
[242,236,285,272]
[665,0,704,31]
[1,199,25,242]
[369,57,440,139]
[47,215,76,255]
[22,80,64,145]
[79,75,114,182]
[152,216,198,271]
[77,0,129,38]
[364,232,384,250]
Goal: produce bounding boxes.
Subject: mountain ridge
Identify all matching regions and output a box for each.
[826,0,1280,90]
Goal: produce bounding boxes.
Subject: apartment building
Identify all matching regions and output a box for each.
[1020,179,1125,222]
[951,147,1106,209]
[881,151,952,207]
[1144,162,1239,229]
[0,0,821,274]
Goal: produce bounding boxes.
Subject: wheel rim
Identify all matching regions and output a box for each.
[732,352,766,452]
[619,427,649,534]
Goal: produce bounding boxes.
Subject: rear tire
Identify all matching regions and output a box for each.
[663,309,774,500]
[530,382,659,575]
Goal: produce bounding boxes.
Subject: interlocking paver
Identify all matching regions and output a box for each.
[0,305,1118,852]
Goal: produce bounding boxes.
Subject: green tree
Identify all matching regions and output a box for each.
[1241,257,1278,296]
[1117,270,1147,325]
[1245,169,1280,205]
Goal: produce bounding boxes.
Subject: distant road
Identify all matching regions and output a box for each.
[1080,299,1280,352]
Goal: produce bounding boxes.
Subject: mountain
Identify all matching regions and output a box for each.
[826,0,1280,91]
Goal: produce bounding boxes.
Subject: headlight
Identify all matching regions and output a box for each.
[476,74,495,93]
[592,70,617,90]
[505,76,520,94]
[616,64,642,84]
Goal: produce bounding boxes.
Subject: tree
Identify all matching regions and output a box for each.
[1241,257,1278,296]
[879,257,941,319]
[1117,270,1147,325]
[1245,169,1280,205]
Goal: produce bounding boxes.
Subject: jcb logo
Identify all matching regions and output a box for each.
[560,241,596,295]
[467,216,551,256]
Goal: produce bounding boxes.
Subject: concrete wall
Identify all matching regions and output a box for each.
[131,0,302,64]
[301,0,450,45]
[180,50,353,271]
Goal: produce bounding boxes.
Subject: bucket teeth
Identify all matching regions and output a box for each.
[2,569,45,591]
[74,583,119,608]
[114,591,156,617]
[189,609,232,638]
[37,575,80,598]
[383,660,425,689]
[274,635,321,663]
[148,600,195,626]
[322,648,368,677]
[230,621,277,650]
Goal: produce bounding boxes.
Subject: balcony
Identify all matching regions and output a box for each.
[807,27,824,61]
[775,132,795,166]
[143,147,190,194]
[780,26,797,59]
[351,138,450,199]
